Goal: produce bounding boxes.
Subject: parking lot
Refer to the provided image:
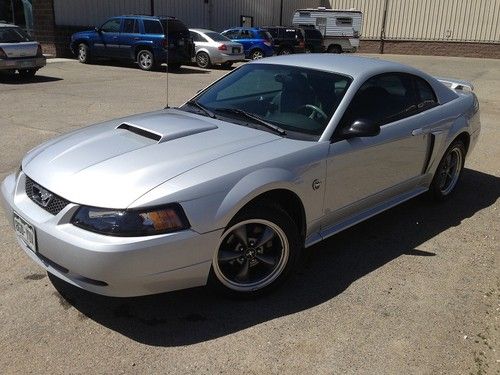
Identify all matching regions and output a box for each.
[0,55,498,374]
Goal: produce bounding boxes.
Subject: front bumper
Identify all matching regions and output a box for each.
[1,172,222,297]
[0,56,46,71]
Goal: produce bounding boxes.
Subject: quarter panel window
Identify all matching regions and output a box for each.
[143,20,163,34]
[414,77,438,110]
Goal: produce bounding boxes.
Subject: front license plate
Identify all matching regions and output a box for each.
[14,212,37,252]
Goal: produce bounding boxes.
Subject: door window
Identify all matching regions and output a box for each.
[223,30,239,39]
[101,19,121,33]
[339,73,417,129]
[122,18,138,34]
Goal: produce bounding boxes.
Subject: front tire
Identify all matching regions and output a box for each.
[209,204,301,297]
[137,49,155,71]
[195,51,211,68]
[428,140,466,201]
[77,43,91,63]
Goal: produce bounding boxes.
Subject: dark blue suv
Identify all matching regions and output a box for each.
[221,27,274,60]
[70,15,194,70]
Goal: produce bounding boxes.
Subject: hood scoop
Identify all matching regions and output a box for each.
[116,112,218,144]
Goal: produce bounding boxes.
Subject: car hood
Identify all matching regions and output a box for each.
[22,109,280,208]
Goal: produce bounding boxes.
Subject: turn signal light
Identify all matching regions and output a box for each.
[218,44,227,51]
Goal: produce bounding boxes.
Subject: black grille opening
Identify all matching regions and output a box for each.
[25,177,70,215]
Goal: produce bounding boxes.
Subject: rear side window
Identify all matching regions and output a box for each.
[205,32,230,42]
[257,30,272,40]
[123,19,138,34]
[414,77,438,110]
[190,31,208,42]
[222,30,239,39]
[101,18,121,33]
[240,30,252,39]
[266,28,279,38]
[341,73,417,127]
[143,19,163,34]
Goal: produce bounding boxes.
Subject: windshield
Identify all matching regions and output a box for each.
[205,32,231,42]
[0,27,33,43]
[192,64,352,138]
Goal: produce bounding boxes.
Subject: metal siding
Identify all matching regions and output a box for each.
[328,0,500,43]
[53,0,151,26]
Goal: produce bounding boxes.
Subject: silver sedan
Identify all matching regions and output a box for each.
[1,55,480,297]
[0,23,46,78]
[190,28,245,69]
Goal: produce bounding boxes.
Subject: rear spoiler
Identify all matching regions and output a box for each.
[435,77,474,91]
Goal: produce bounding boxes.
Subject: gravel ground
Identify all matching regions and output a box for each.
[0,54,498,374]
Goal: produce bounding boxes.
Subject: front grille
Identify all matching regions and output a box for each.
[25,177,70,215]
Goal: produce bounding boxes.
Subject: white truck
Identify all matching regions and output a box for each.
[292,7,363,53]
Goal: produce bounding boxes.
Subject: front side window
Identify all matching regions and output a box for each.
[339,73,417,128]
[101,19,121,33]
[143,19,163,34]
[190,64,352,138]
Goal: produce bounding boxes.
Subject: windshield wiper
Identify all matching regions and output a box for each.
[215,108,287,136]
[184,100,216,119]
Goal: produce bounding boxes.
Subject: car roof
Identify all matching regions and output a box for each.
[250,54,426,80]
[120,15,176,20]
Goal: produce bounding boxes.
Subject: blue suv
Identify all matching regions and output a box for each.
[70,15,194,70]
[221,27,274,60]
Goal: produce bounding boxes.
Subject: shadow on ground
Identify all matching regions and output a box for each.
[88,59,210,74]
[0,73,63,84]
[49,168,499,346]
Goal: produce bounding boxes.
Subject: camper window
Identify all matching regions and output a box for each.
[336,17,353,26]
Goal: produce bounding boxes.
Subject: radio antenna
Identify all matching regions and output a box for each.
[165,16,170,108]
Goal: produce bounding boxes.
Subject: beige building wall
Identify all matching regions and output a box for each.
[327,0,500,43]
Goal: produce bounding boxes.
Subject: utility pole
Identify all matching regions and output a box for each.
[380,0,389,54]
[279,0,283,26]
[150,0,154,16]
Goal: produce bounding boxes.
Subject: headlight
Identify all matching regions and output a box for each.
[71,204,190,236]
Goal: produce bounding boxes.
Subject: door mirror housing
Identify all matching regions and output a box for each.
[338,119,380,139]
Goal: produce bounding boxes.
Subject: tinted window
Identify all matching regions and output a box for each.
[101,19,121,33]
[190,31,203,42]
[222,30,239,39]
[205,32,230,42]
[266,28,279,38]
[258,30,272,40]
[0,26,32,42]
[163,19,188,33]
[194,64,352,137]
[240,30,252,39]
[415,77,437,109]
[123,18,138,33]
[340,73,417,127]
[143,19,163,34]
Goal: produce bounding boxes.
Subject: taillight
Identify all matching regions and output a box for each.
[218,44,227,51]
[36,44,43,56]
[264,41,272,47]
[162,38,169,49]
[0,47,6,59]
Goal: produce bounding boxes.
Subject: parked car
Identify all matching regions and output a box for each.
[189,28,244,69]
[70,15,194,70]
[221,27,274,60]
[262,26,305,55]
[0,22,45,78]
[301,27,324,53]
[1,55,480,298]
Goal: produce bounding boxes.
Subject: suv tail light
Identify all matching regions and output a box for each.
[218,44,227,51]
[162,38,169,49]
[0,47,6,59]
[36,44,43,57]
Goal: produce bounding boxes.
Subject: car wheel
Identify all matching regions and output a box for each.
[18,69,37,78]
[327,45,342,54]
[209,204,301,296]
[137,49,155,71]
[429,140,466,201]
[250,49,264,60]
[77,43,91,63]
[278,47,292,55]
[221,61,233,69]
[196,51,211,69]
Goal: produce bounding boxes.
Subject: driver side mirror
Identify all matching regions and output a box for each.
[94,27,101,33]
[338,119,380,139]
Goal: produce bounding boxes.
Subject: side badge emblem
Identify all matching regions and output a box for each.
[312,179,321,191]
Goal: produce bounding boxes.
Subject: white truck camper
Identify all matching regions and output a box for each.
[292,7,363,53]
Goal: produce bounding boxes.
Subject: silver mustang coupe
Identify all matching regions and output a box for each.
[1,55,480,297]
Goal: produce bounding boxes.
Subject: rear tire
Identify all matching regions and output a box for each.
[18,69,37,79]
[196,51,211,69]
[428,140,466,201]
[208,204,302,297]
[77,43,91,63]
[250,49,264,60]
[136,49,155,71]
